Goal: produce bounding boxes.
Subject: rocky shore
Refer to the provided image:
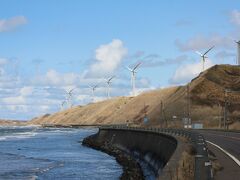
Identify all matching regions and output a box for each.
[82,134,145,180]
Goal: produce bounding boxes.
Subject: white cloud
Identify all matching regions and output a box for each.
[175,9,240,52]
[0,58,9,76]
[0,16,27,32]
[87,39,127,77]
[170,60,215,84]
[175,34,233,52]
[2,96,26,105]
[230,10,240,26]
[1,87,34,106]
[0,58,8,66]
[32,69,80,86]
[45,69,61,85]
[20,86,33,96]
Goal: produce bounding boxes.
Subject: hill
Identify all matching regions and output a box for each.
[29,64,240,129]
[0,119,26,126]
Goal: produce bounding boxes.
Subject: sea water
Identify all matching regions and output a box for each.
[0,126,122,180]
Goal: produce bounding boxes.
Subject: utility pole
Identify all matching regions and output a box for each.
[223,90,228,130]
[223,89,240,129]
[160,101,167,128]
[164,107,167,128]
[187,84,191,128]
[218,102,222,128]
[160,100,163,128]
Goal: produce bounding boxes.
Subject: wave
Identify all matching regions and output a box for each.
[0,131,38,141]
[0,151,64,180]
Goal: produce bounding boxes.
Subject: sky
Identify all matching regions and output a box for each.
[0,0,240,120]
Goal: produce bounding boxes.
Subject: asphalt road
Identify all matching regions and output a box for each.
[195,130,240,180]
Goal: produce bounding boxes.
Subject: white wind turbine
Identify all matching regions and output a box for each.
[126,62,142,96]
[196,46,214,71]
[65,88,75,108]
[61,100,66,110]
[89,84,98,102]
[235,40,240,65]
[106,76,115,99]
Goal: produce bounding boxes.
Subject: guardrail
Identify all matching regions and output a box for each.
[100,125,213,180]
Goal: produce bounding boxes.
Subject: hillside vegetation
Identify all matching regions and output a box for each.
[0,119,26,126]
[29,65,240,129]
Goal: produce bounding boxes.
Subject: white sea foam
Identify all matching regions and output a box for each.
[0,131,38,141]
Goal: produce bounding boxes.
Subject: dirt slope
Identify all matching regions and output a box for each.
[29,64,240,129]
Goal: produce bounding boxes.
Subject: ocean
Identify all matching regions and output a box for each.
[0,126,122,180]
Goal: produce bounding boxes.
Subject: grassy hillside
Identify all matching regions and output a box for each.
[0,119,26,126]
[29,64,240,129]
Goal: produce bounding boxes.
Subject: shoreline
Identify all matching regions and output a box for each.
[82,133,145,180]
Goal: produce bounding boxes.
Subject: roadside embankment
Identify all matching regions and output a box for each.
[83,132,144,180]
[82,127,196,179]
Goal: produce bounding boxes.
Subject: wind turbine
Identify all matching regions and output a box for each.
[106,76,115,99]
[196,46,214,71]
[65,88,75,108]
[126,62,141,96]
[235,40,240,65]
[61,100,66,110]
[89,84,98,102]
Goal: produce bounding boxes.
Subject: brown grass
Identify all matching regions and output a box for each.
[174,146,195,180]
[0,119,26,126]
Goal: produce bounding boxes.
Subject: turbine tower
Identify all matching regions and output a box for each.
[126,62,141,96]
[89,84,98,102]
[235,40,240,65]
[196,46,214,71]
[61,100,66,110]
[106,76,115,99]
[65,88,75,108]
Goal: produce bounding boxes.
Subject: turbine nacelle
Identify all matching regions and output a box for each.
[105,76,115,99]
[234,40,240,44]
[65,88,75,97]
[89,85,98,91]
[126,62,142,96]
[195,46,214,71]
[106,76,115,85]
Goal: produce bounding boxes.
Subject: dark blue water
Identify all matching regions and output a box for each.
[0,126,122,179]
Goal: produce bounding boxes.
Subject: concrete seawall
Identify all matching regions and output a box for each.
[83,127,183,179]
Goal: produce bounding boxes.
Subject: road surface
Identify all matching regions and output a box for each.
[196,130,240,180]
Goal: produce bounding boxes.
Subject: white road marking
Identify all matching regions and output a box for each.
[206,140,240,167]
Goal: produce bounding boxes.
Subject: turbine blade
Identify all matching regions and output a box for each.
[125,66,132,72]
[69,88,74,94]
[133,62,142,71]
[108,75,115,83]
[203,46,214,56]
[195,51,203,56]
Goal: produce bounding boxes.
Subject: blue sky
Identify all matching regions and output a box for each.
[0,0,240,120]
